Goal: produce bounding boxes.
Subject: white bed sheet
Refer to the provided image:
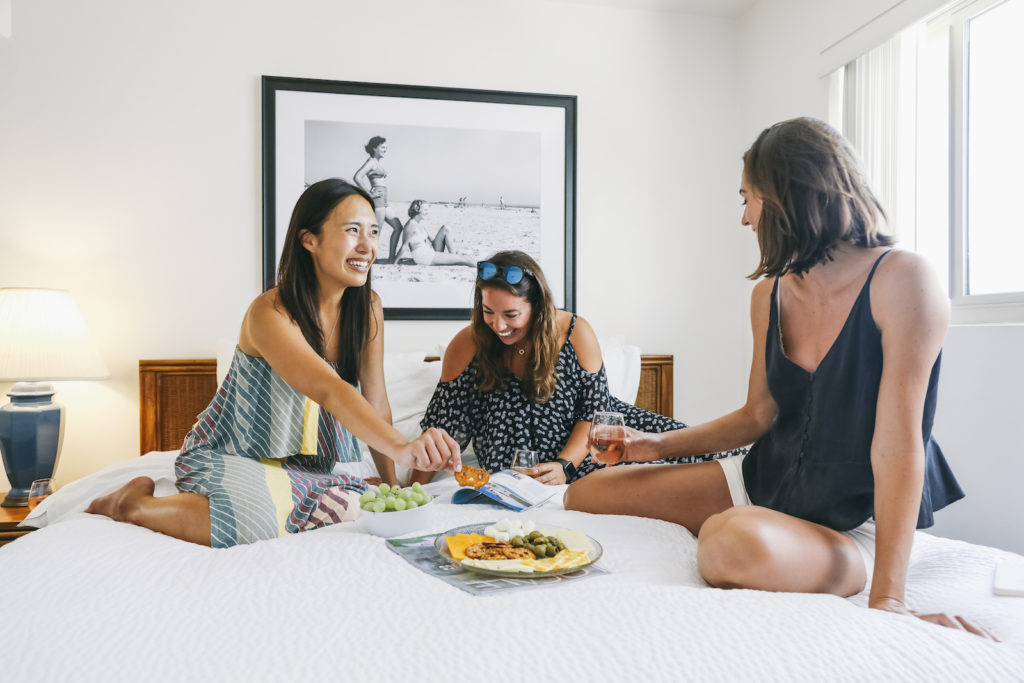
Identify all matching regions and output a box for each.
[2,464,1023,681]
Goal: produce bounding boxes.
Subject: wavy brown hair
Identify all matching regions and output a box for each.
[276,178,378,385]
[743,117,894,279]
[471,250,560,403]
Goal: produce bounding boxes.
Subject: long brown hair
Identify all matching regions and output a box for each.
[743,117,894,279]
[472,251,561,403]
[275,178,378,384]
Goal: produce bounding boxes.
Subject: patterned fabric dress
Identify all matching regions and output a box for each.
[175,347,367,548]
[422,316,746,479]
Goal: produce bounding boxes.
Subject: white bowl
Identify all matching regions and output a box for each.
[361,495,436,538]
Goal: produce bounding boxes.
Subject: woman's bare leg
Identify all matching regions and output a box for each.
[385,209,404,262]
[564,461,733,535]
[432,225,453,252]
[566,463,867,596]
[85,476,212,546]
[697,506,867,596]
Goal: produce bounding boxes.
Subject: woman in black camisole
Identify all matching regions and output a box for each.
[565,118,993,640]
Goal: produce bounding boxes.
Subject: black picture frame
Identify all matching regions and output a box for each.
[261,76,577,320]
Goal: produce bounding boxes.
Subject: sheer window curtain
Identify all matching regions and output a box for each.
[834,29,919,246]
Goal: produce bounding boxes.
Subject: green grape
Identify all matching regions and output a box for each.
[405,499,419,509]
[371,500,386,513]
[359,490,377,504]
[360,501,375,511]
[385,496,398,511]
[411,482,423,491]
[379,483,391,496]
[399,488,413,499]
[392,498,407,511]
[414,492,429,505]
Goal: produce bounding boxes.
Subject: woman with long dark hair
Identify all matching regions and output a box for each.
[86,179,460,547]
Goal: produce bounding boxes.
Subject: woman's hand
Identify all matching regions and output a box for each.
[529,462,566,485]
[870,597,999,641]
[393,428,462,474]
[621,427,662,463]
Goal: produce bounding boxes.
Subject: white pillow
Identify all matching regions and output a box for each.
[599,336,642,405]
[22,451,180,529]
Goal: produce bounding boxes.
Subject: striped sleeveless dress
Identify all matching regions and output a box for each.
[175,347,368,548]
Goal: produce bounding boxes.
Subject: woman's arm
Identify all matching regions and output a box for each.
[866,253,947,610]
[241,291,459,473]
[393,218,416,261]
[357,292,398,486]
[353,158,374,194]
[866,254,993,639]
[531,315,601,485]
[409,326,478,485]
[624,278,778,462]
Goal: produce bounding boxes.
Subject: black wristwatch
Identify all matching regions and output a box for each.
[556,458,578,482]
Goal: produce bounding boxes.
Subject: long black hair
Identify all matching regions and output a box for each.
[276,178,377,384]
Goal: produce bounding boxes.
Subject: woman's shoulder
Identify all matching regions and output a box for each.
[563,312,602,373]
[870,249,949,326]
[441,326,477,382]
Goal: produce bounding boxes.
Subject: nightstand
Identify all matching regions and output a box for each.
[0,500,35,546]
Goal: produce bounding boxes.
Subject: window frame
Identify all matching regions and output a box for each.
[937,0,1024,322]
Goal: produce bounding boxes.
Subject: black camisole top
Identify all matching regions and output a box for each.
[742,250,964,531]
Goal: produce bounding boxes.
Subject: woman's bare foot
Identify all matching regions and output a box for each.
[85,476,156,521]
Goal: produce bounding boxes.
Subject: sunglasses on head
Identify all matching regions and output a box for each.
[477,261,533,285]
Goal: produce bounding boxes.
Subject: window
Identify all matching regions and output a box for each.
[836,0,1024,323]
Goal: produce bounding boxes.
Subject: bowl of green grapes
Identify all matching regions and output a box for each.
[359,482,436,537]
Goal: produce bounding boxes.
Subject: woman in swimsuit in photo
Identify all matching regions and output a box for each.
[353,136,405,264]
[393,199,475,267]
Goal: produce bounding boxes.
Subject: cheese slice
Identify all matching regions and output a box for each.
[445,533,493,561]
[461,558,536,573]
[522,549,591,571]
[540,529,594,553]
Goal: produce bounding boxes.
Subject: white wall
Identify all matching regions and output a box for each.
[736,0,1024,554]
[0,0,752,486]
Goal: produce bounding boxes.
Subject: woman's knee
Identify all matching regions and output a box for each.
[697,507,775,588]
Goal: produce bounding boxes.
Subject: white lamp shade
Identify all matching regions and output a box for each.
[0,288,110,381]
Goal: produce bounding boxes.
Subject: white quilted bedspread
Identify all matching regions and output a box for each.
[1,483,1023,682]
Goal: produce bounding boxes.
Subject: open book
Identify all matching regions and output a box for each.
[451,469,557,511]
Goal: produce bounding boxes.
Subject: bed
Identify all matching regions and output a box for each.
[1,351,1022,681]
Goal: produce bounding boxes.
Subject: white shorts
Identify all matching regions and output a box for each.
[717,454,875,589]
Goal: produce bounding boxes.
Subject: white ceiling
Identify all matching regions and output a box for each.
[550,0,759,18]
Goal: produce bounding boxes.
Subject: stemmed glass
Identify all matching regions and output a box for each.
[589,412,627,464]
[511,449,538,474]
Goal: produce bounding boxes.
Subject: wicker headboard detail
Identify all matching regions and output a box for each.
[139,355,674,454]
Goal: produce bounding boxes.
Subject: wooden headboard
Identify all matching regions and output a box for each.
[139,355,674,453]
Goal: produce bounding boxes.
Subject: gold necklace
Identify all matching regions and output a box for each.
[514,342,526,356]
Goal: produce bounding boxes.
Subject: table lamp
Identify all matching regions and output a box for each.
[0,288,109,507]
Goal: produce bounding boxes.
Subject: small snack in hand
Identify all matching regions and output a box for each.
[454,465,490,489]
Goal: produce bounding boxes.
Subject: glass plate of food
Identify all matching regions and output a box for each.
[434,522,604,578]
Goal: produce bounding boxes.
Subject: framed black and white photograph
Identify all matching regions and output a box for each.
[262,76,576,320]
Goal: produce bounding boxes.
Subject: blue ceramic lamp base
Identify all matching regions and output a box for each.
[0,382,64,508]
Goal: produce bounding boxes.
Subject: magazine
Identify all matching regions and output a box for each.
[450,468,557,511]
[386,532,608,596]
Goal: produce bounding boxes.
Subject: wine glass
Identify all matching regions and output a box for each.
[27,478,54,511]
[589,412,626,464]
[511,449,538,474]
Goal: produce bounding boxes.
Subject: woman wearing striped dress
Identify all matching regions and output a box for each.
[86,179,462,547]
